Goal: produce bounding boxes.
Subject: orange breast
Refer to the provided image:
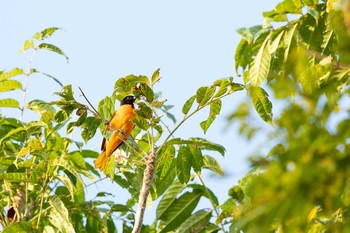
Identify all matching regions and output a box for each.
[105,105,136,156]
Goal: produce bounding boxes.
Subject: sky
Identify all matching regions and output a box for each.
[0,0,279,229]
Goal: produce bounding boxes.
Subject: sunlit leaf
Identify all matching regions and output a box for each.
[196,86,216,106]
[283,23,298,62]
[203,155,224,176]
[0,68,24,81]
[19,39,34,53]
[248,86,273,123]
[182,95,196,115]
[235,38,252,73]
[38,43,69,62]
[213,78,232,98]
[152,68,161,84]
[2,221,33,233]
[49,195,76,233]
[0,98,20,108]
[200,99,222,134]
[236,25,263,43]
[249,34,271,86]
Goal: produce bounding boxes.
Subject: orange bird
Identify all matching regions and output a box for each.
[95,95,137,171]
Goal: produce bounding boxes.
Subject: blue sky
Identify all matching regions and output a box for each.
[0,0,279,228]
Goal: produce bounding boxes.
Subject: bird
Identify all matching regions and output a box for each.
[94,95,137,171]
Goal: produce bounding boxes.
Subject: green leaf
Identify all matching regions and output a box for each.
[152,68,161,84]
[98,96,115,123]
[114,74,149,93]
[135,102,152,119]
[188,145,203,173]
[200,99,222,134]
[27,99,56,115]
[0,98,20,108]
[0,68,24,81]
[321,20,334,54]
[139,83,154,103]
[175,209,212,233]
[249,33,271,86]
[38,43,69,62]
[2,221,33,233]
[248,86,273,123]
[166,137,225,156]
[236,25,263,43]
[270,29,285,54]
[19,39,35,53]
[49,196,76,233]
[81,116,101,143]
[152,161,177,199]
[196,86,216,106]
[213,78,232,98]
[156,145,176,178]
[188,184,219,206]
[283,23,298,62]
[158,190,203,233]
[40,27,61,39]
[203,155,224,176]
[156,180,186,220]
[235,38,252,73]
[176,146,192,184]
[182,95,196,115]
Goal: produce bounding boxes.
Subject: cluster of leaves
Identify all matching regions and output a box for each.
[0,27,252,232]
[222,0,350,232]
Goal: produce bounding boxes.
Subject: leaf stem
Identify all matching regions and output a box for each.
[20,49,37,121]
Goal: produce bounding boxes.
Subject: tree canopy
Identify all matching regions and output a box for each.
[0,0,349,232]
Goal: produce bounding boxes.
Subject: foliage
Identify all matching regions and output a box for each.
[1,0,350,232]
[0,28,249,232]
[223,0,350,232]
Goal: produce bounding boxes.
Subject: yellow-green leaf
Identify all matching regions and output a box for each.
[0,80,22,92]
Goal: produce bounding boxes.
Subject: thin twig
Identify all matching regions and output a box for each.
[20,49,37,121]
[78,86,103,120]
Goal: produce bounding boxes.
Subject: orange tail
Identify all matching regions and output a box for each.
[94,151,109,171]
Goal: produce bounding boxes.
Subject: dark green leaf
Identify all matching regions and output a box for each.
[188,145,203,173]
[158,190,203,233]
[81,117,101,143]
[176,209,212,233]
[176,146,192,184]
[156,180,186,220]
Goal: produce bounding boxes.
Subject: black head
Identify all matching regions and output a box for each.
[120,95,136,106]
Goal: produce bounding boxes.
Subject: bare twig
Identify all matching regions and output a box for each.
[78,86,103,120]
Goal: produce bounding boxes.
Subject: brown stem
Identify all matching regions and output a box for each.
[132,152,157,233]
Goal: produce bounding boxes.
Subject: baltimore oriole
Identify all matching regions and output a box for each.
[94,95,137,171]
